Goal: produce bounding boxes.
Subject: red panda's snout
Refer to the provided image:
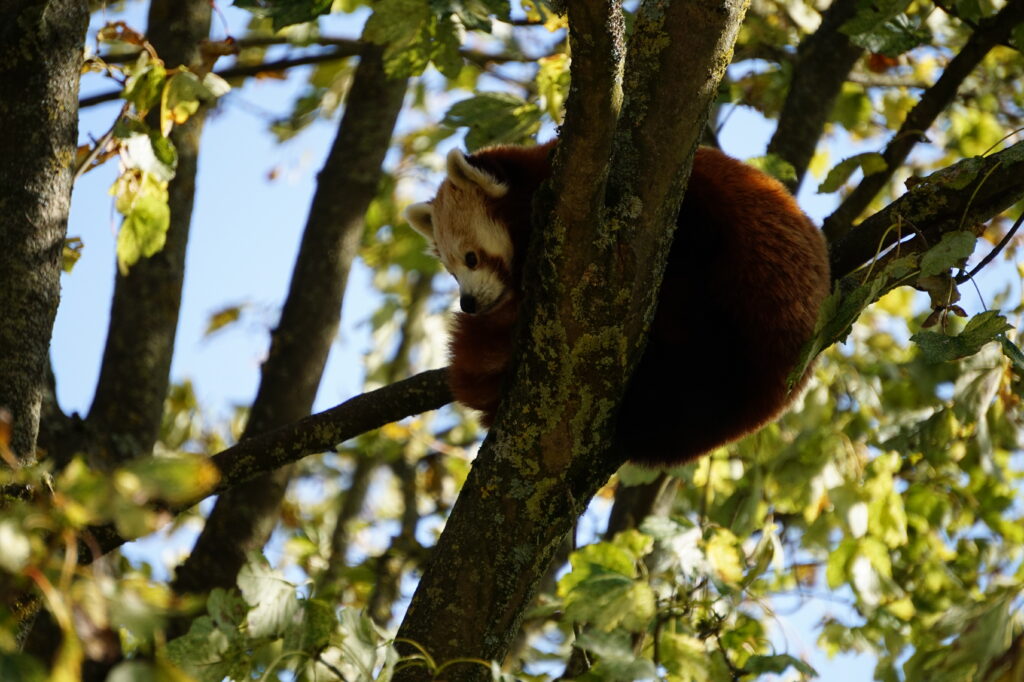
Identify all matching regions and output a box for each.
[451,255,514,315]
[455,276,512,315]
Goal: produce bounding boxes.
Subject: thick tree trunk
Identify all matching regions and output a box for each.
[393,1,749,678]
[0,0,88,462]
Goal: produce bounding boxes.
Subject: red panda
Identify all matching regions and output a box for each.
[406,141,830,465]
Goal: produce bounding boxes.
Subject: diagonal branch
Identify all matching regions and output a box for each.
[830,139,1024,280]
[822,1,1024,246]
[79,368,452,564]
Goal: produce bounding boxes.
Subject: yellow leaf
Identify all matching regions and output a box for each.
[705,529,744,585]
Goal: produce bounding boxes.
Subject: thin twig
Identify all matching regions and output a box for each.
[956,209,1024,284]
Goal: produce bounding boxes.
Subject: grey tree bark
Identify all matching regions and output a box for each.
[0,0,89,462]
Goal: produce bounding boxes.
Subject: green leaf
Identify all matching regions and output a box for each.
[123,52,167,114]
[452,0,510,30]
[830,83,873,130]
[999,335,1024,374]
[284,600,335,652]
[745,654,818,676]
[62,236,83,273]
[113,172,170,275]
[238,556,300,638]
[848,13,930,56]
[589,657,659,681]
[840,0,912,37]
[364,0,463,77]
[912,311,1013,363]
[658,633,711,681]
[575,631,658,680]
[442,92,542,151]
[166,616,238,682]
[705,529,744,585]
[746,154,798,185]
[826,538,857,589]
[204,303,247,337]
[233,0,334,31]
[869,489,908,548]
[919,231,976,277]
[207,588,250,631]
[1013,23,1024,51]
[166,591,250,682]
[122,132,177,183]
[536,53,570,123]
[333,608,390,679]
[56,457,116,527]
[789,254,916,385]
[118,453,220,505]
[162,70,219,135]
[617,463,663,486]
[0,653,46,682]
[558,542,638,595]
[561,568,656,631]
[818,152,887,194]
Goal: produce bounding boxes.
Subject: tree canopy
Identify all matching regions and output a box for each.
[2,0,1024,680]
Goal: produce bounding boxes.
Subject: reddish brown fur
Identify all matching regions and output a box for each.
[442,143,830,465]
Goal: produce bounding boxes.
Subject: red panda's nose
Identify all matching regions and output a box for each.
[460,294,477,314]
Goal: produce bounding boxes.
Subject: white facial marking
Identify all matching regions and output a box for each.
[430,179,514,312]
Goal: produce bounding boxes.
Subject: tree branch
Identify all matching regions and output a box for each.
[79,368,452,564]
[766,0,863,193]
[830,139,1024,280]
[80,41,531,109]
[822,1,1024,245]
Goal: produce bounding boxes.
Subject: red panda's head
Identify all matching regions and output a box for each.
[406,148,516,315]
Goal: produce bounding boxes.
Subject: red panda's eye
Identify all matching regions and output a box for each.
[465,251,478,269]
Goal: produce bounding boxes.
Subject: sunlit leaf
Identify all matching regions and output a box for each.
[62,237,84,273]
[204,304,246,337]
[238,557,300,639]
[818,152,887,194]
[536,53,570,123]
[123,52,166,114]
[746,154,798,184]
[114,171,170,275]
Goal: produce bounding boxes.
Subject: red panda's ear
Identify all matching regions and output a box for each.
[447,148,507,198]
[405,203,438,254]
